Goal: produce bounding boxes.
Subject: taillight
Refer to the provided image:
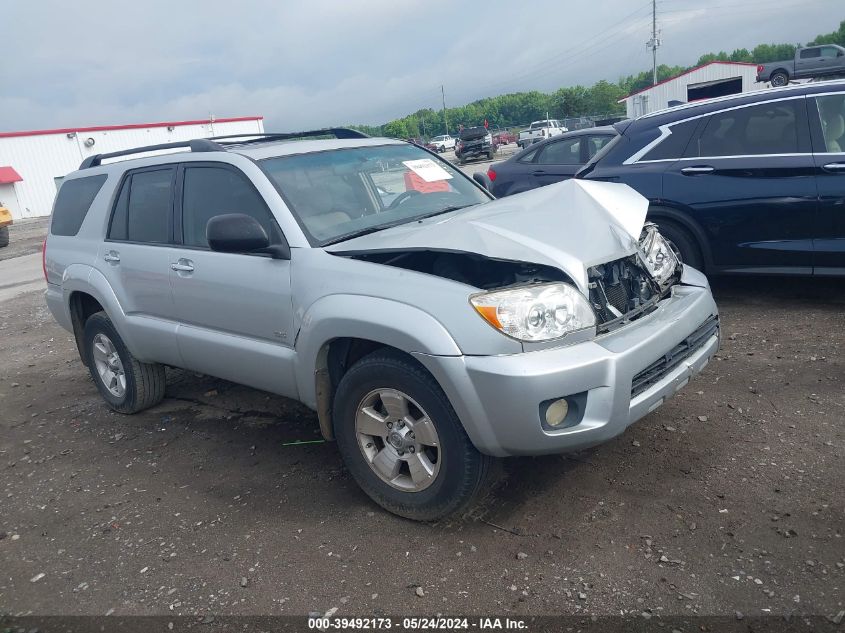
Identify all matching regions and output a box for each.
[487,168,497,182]
[42,238,48,282]
[757,65,764,73]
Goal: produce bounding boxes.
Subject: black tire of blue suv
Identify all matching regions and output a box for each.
[651,215,704,271]
[83,312,166,414]
[332,349,491,521]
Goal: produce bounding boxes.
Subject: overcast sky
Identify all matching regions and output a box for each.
[1,0,839,132]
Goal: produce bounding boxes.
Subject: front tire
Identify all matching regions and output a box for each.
[0,226,9,248]
[333,350,490,521]
[83,312,166,414]
[770,71,789,87]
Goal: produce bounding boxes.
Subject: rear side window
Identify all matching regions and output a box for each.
[642,119,699,161]
[693,100,801,157]
[50,175,107,236]
[181,166,278,248]
[536,137,582,165]
[108,168,174,243]
[800,48,821,59]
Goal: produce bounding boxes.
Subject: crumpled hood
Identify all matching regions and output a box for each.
[326,179,648,292]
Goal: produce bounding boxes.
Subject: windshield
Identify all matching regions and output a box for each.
[530,121,551,129]
[260,144,491,245]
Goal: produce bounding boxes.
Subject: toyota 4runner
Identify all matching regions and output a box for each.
[44,129,719,520]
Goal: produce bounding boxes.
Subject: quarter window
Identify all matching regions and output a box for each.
[586,135,614,159]
[108,168,174,243]
[642,119,699,161]
[181,166,278,248]
[50,174,107,236]
[693,101,801,157]
[536,138,581,165]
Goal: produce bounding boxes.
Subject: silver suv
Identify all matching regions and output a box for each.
[44,129,719,520]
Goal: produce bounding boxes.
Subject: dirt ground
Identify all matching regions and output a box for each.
[0,224,843,622]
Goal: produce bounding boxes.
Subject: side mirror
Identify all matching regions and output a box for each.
[207,213,290,259]
[473,172,492,192]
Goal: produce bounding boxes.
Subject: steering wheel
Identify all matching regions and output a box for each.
[388,190,421,210]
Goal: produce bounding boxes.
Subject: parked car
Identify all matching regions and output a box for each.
[487,127,617,197]
[44,128,718,520]
[0,205,11,247]
[578,80,845,275]
[455,126,495,163]
[517,119,567,149]
[757,45,845,87]
[492,129,517,145]
[427,134,456,153]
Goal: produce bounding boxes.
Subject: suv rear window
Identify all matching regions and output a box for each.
[50,175,107,236]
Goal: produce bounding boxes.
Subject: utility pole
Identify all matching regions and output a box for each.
[441,85,449,135]
[646,0,661,85]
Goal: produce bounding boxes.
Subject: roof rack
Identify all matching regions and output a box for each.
[78,127,369,169]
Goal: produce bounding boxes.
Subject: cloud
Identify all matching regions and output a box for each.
[0,0,838,131]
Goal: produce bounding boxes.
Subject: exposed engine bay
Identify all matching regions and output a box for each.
[588,255,664,332]
[344,249,570,290]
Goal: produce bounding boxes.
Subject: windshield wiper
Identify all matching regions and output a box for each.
[321,205,474,246]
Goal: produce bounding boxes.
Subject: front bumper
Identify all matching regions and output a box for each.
[414,278,719,457]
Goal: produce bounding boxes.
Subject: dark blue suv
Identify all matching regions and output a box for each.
[578,80,845,276]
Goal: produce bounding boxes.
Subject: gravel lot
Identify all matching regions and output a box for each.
[0,204,843,622]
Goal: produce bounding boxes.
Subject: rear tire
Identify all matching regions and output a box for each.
[651,218,704,272]
[333,349,491,521]
[83,312,166,414]
[770,71,789,87]
[0,226,9,248]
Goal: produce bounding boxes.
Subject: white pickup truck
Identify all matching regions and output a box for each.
[518,119,568,149]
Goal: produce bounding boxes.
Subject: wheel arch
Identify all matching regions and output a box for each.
[295,295,463,441]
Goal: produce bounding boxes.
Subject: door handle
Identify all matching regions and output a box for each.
[170,259,194,273]
[532,170,546,176]
[680,165,715,175]
[103,251,120,264]
[822,162,845,172]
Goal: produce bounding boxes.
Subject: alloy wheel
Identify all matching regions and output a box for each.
[91,333,126,398]
[355,388,441,492]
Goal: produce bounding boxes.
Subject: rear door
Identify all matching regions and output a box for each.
[809,91,845,274]
[662,97,816,273]
[98,165,183,366]
[795,48,822,76]
[168,162,297,397]
[530,136,584,188]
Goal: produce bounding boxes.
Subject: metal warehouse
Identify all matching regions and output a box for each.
[0,116,264,220]
[620,61,763,118]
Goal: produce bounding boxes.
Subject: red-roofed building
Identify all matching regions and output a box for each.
[619,61,765,119]
[0,116,263,220]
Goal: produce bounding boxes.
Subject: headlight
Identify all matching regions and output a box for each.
[470,283,596,342]
[639,224,679,288]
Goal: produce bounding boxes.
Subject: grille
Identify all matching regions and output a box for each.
[631,315,720,397]
[588,255,660,329]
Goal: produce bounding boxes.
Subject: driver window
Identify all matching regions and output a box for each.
[181,166,280,248]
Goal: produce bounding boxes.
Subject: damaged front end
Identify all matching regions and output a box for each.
[344,249,571,290]
[588,223,682,334]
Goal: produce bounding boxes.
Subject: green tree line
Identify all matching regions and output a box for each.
[352,19,845,139]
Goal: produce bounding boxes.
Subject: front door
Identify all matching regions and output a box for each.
[662,97,817,273]
[809,92,845,274]
[168,163,297,397]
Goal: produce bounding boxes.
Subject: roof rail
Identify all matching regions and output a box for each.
[79,138,223,169]
[208,128,369,144]
[78,127,370,169]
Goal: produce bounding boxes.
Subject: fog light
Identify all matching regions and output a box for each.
[545,398,569,427]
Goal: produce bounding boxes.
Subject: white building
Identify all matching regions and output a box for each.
[620,61,763,119]
[0,116,264,220]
